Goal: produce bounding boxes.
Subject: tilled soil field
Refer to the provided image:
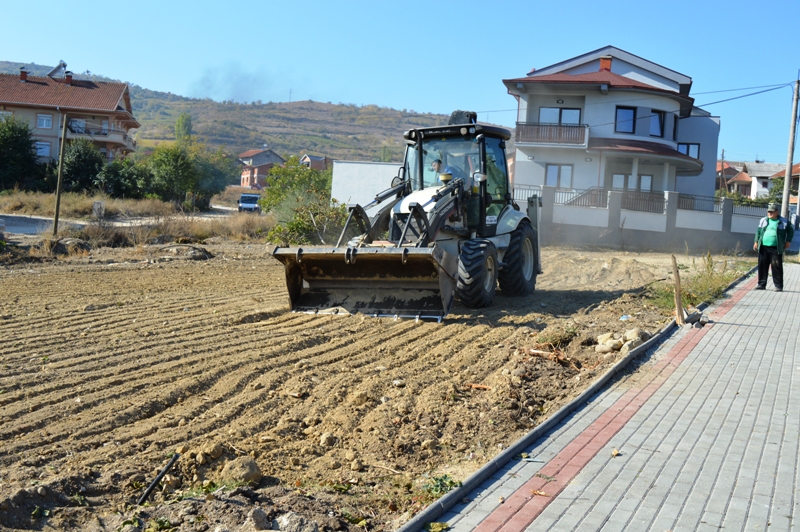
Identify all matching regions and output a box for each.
[0,238,714,531]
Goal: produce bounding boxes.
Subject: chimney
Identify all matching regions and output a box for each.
[19,67,27,82]
[599,56,612,72]
[65,71,73,84]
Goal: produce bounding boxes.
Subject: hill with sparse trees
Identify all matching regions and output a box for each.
[0,61,450,162]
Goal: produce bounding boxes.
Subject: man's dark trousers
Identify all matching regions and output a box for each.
[757,245,784,289]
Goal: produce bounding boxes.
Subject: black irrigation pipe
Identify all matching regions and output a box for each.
[137,453,180,506]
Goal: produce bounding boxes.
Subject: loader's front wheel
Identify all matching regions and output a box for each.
[499,221,537,295]
[456,240,497,308]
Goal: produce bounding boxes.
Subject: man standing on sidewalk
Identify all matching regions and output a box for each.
[753,203,794,291]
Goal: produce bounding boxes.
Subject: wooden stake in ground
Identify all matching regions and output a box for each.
[672,255,685,325]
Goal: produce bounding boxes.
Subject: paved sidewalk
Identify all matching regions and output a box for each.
[442,264,800,531]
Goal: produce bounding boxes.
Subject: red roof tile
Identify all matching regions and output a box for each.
[727,171,752,184]
[771,163,800,178]
[0,74,133,114]
[239,149,265,158]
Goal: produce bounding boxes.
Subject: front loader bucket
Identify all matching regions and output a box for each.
[272,245,457,321]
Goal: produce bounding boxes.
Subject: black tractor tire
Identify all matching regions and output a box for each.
[498,221,537,295]
[456,239,498,308]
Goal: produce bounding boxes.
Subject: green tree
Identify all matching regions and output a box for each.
[175,113,192,144]
[262,156,347,245]
[0,116,38,189]
[148,143,197,204]
[189,145,238,208]
[59,138,105,192]
[95,158,154,198]
[765,177,796,205]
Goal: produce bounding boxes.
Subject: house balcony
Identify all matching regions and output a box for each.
[65,121,136,152]
[515,122,589,148]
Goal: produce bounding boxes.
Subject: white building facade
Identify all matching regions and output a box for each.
[504,47,720,199]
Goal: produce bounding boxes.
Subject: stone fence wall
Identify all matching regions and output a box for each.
[535,186,766,254]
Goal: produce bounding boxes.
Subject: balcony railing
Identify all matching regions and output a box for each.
[516,122,588,146]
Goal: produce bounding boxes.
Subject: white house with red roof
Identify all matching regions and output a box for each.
[0,66,139,161]
[503,46,719,198]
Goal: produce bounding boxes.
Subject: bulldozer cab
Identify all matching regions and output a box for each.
[403,124,511,237]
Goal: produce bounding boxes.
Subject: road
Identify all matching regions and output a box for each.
[0,206,235,236]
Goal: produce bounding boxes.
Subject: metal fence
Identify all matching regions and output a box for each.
[677,194,722,213]
[512,184,541,202]
[621,190,665,213]
[732,203,767,217]
[554,187,608,208]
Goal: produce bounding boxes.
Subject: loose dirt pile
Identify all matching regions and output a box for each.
[0,239,720,531]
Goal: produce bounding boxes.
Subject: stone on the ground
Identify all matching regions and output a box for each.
[350,459,363,472]
[605,339,624,351]
[241,507,271,531]
[350,391,369,406]
[221,456,262,486]
[204,443,224,459]
[273,512,320,532]
[595,344,614,354]
[597,332,615,344]
[319,433,335,447]
[620,338,643,355]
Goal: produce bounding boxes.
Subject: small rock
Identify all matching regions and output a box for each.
[375,366,388,371]
[699,314,710,325]
[129,473,146,484]
[241,507,271,531]
[36,486,47,496]
[320,433,336,447]
[328,460,342,470]
[511,368,526,377]
[274,512,320,532]
[204,443,224,460]
[621,338,643,355]
[345,450,357,461]
[595,344,614,354]
[205,492,216,501]
[392,379,405,388]
[176,444,189,454]
[350,391,370,406]
[622,328,642,342]
[178,418,187,427]
[501,368,510,375]
[350,460,363,472]
[252,382,264,390]
[289,457,301,466]
[597,332,614,344]
[605,339,624,351]
[421,439,437,450]
[196,452,208,465]
[221,456,262,486]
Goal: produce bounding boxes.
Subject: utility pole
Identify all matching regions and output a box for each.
[781,79,799,219]
[52,113,68,237]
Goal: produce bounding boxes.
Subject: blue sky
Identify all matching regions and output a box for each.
[3,0,798,163]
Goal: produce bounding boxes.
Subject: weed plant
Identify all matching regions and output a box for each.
[646,252,754,310]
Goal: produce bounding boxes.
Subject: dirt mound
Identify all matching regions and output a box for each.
[0,241,692,530]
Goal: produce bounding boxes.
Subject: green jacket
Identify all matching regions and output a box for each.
[755,216,794,254]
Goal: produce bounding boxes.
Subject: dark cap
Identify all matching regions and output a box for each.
[767,203,779,212]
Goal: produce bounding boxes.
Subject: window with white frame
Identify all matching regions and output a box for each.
[37,114,53,129]
[545,164,573,188]
[615,107,636,134]
[677,143,700,158]
[35,142,51,157]
[650,110,665,137]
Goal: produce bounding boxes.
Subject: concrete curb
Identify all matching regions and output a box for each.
[397,264,757,532]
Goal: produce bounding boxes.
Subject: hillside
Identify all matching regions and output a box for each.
[0,61,451,161]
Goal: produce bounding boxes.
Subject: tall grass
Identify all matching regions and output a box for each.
[645,252,755,310]
[0,190,175,218]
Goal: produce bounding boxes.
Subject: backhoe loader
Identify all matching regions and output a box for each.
[272,110,541,321]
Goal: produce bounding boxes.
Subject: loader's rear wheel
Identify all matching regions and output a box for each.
[456,240,497,308]
[499,221,537,295]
